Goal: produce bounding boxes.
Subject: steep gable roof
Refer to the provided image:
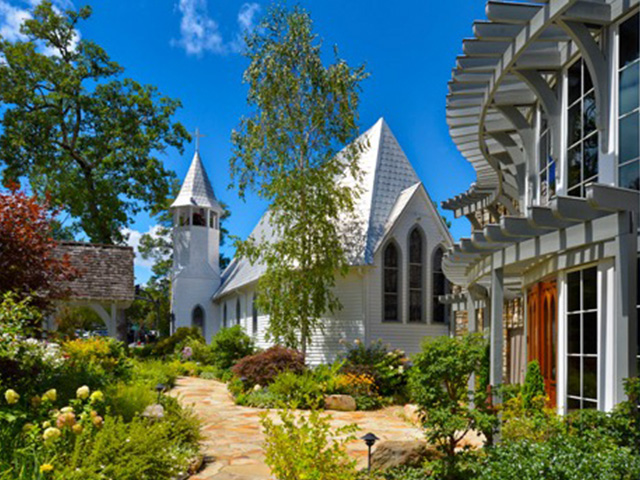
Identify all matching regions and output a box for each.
[171,151,220,210]
[214,118,427,299]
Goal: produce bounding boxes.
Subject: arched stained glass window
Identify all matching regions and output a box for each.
[383,242,400,322]
[432,248,449,323]
[252,295,258,336]
[223,303,227,328]
[192,305,205,337]
[236,298,241,326]
[408,228,425,322]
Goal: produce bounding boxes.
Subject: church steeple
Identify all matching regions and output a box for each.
[170,131,222,341]
[170,150,219,210]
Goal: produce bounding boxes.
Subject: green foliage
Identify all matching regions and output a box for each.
[522,361,546,410]
[0,292,42,339]
[152,327,204,357]
[261,408,359,480]
[268,371,324,409]
[231,345,306,388]
[500,393,564,443]
[230,5,368,355]
[475,436,640,480]
[340,340,409,397]
[131,359,182,389]
[55,415,198,480]
[207,325,256,371]
[408,333,496,478]
[0,2,189,244]
[105,382,156,422]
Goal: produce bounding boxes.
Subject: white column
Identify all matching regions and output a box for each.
[611,211,638,406]
[467,292,477,333]
[490,268,504,403]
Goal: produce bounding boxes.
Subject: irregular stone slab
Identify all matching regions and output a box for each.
[324,394,357,411]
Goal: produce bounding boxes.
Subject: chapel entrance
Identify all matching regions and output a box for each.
[527,280,558,406]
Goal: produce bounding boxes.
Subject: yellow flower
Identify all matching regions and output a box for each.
[42,421,51,429]
[89,391,104,403]
[42,389,57,403]
[39,464,54,474]
[60,406,74,414]
[56,412,76,428]
[72,424,83,435]
[4,389,19,405]
[43,427,61,442]
[22,423,34,433]
[76,385,90,400]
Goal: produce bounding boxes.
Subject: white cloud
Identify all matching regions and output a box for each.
[173,0,260,57]
[122,225,168,271]
[0,1,31,42]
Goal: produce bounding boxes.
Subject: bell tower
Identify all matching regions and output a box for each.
[170,131,223,341]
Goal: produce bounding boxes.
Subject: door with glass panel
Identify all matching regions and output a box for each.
[527,281,558,406]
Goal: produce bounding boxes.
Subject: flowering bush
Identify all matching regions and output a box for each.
[340,339,409,397]
[62,337,132,383]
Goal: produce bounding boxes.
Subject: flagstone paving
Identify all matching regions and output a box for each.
[170,376,425,480]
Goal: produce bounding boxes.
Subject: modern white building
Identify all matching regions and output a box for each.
[441,0,640,413]
[170,118,453,364]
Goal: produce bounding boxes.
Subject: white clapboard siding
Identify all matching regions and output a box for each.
[218,272,365,365]
[365,188,452,357]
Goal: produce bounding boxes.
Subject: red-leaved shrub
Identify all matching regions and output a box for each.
[231,346,305,387]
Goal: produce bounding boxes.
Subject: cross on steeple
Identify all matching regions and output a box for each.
[193,127,206,153]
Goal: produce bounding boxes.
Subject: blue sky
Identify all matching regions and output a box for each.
[1,0,487,283]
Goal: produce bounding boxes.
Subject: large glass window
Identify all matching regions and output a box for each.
[223,304,227,329]
[192,305,205,337]
[567,59,598,197]
[619,13,640,190]
[539,115,556,205]
[432,248,448,323]
[408,228,424,322]
[567,267,598,410]
[383,242,400,322]
[252,295,258,336]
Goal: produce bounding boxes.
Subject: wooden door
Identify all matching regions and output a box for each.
[527,281,557,406]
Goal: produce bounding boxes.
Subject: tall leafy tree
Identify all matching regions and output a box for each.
[0,186,78,312]
[231,6,368,355]
[0,2,189,244]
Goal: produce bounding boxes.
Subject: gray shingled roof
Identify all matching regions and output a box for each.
[214,118,428,299]
[171,151,220,210]
[56,242,135,302]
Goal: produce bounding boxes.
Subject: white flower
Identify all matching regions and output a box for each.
[76,385,90,400]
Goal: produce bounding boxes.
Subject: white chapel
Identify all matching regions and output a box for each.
[170,118,453,364]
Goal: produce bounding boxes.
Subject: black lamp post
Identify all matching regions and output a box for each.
[361,432,379,472]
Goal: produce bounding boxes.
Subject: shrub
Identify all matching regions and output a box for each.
[522,361,546,410]
[57,415,198,480]
[336,372,377,397]
[131,359,182,389]
[340,340,409,397]
[105,382,156,422]
[207,325,256,371]
[231,346,305,388]
[475,435,640,480]
[235,389,286,408]
[500,393,564,443]
[62,337,132,384]
[268,371,323,408]
[408,333,496,479]
[261,408,358,480]
[152,327,204,357]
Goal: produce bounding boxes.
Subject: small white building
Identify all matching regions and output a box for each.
[170,118,453,364]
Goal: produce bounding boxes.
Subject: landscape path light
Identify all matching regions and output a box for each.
[361,432,379,472]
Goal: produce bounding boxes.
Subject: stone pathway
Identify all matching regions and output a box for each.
[170,376,425,480]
